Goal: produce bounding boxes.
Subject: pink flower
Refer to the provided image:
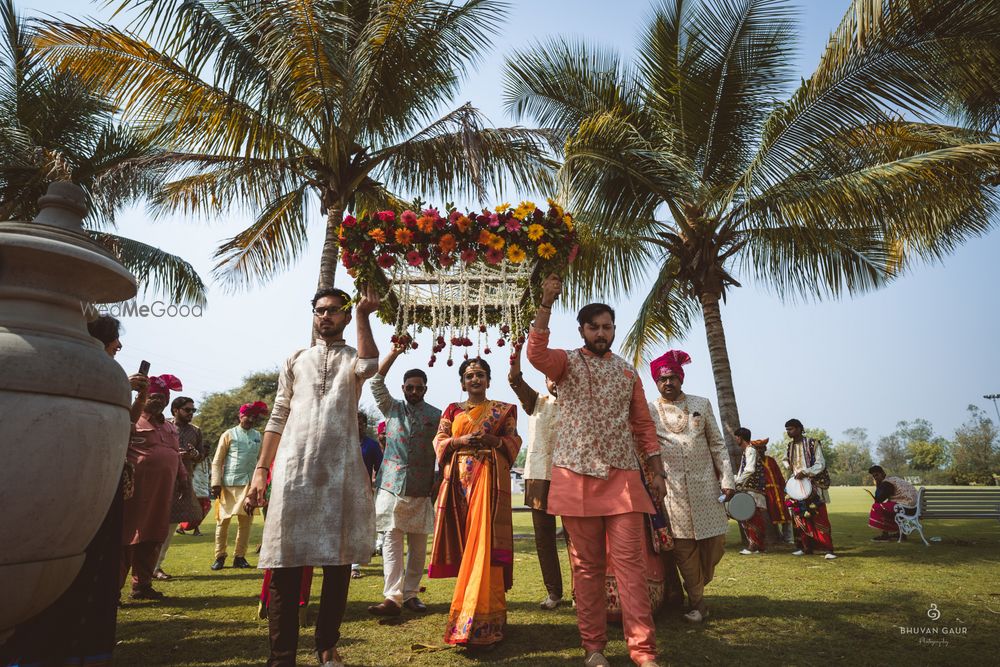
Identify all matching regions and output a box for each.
[489,213,501,228]
[568,243,580,264]
[460,248,478,264]
[422,207,440,219]
[449,209,463,223]
[505,218,522,233]
[401,210,417,226]
[376,210,396,223]
[377,253,396,268]
[406,250,423,267]
[342,214,357,227]
[485,247,504,264]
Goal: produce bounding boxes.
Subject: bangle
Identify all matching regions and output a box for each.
[255,466,269,473]
[537,303,552,311]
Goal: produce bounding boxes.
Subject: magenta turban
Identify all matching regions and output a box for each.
[649,350,691,382]
[240,401,269,419]
[148,374,183,398]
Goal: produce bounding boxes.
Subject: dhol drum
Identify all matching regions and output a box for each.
[724,491,757,521]
[785,476,813,501]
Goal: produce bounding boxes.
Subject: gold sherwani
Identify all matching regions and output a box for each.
[259,339,378,568]
[652,393,735,540]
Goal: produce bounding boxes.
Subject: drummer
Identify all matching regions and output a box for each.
[648,350,734,624]
[783,419,837,559]
[732,428,769,554]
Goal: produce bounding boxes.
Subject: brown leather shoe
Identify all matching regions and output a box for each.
[367,599,401,617]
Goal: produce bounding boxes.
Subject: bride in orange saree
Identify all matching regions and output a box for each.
[428,357,521,650]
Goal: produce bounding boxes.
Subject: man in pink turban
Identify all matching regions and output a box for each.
[210,401,268,570]
[122,373,187,600]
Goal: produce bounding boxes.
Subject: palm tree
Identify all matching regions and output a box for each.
[35,0,557,293]
[504,0,1000,463]
[0,0,205,303]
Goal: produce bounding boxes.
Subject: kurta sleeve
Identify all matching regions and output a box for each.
[370,373,400,418]
[704,401,735,488]
[804,442,826,476]
[629,376,659,456]
[526,327,568,383]
[496,406,522,466]
[265,354,296,435]
[355,356,379,381]
[173,431,188,482]
[211,431,231,487]
[734,446,756,486]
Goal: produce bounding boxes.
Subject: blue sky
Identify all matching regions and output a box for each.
[24,0,1000,446]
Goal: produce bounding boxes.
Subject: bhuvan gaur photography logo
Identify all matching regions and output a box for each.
[83,300,204,319]
[898,603,969,647]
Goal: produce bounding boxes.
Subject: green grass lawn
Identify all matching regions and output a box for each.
[120,487,1000,666]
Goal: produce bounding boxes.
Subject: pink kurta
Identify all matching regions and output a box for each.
[122,416,185,545]
[526,328,658,517]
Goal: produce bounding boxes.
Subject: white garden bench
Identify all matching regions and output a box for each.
[895,487,1000,546]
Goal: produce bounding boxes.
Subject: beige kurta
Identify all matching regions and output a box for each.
[652,393,735,540]
[733,446,767,509]
[784,439,830,504]
[524,394,558,481]
[258,339,378,568]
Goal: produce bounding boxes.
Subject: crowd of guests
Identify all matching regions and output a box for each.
[2,274,914,667]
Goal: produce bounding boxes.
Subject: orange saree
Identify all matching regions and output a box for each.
[428,400,520,647]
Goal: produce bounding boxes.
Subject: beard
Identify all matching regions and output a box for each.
[315,321,347,339]
[583,337,612,356]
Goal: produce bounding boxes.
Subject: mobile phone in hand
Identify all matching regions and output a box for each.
[138,360,150,375]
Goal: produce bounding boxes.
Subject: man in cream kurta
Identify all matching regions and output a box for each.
[648,350,734,624]
[244,286,380,667]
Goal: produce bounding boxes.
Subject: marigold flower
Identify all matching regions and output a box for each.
[417,215,435,233]
[438,233,457,253]
[507,244,526,263]
[368,228,386,243]
[455,215,472,233]
[563,214,574,231]
[485,247,504,264]
[395,228,414,244]
[527,224,545,241]
[537,242,557,260]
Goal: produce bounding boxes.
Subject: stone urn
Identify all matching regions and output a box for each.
[0,182,137,633]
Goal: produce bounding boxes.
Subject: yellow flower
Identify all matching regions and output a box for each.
[395,228,414,245]
[527,223,545,241]
[368,228,386,243]
[563,214,574,231]
[487,234,505,250]
[537,242,557,260]
[547,197,564,218]
[514,200,536,220]
[495,202,511,213]
[507,243,526,263]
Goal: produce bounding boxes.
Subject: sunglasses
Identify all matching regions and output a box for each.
[313,305,349,317]
[181,407,197,413]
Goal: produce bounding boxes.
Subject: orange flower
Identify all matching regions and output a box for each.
[563,214,574,231]
[455,214,472,233]
[537,242,557,260]
[438,233,457,253]
[417,215,435,233]
[395,228,414,245]
[527,223,545,241]
[368,228,386,243]
[478,229,494,245]
[507,243,526,263]
[487,234,505,250]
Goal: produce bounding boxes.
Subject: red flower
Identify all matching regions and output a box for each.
[460,248,478,264]
[485,247,504,264]
[377,254,396,268]
[376,210,396,223]
[406,250,423,267]
[438,252,455,267]
[401,210,417,226]
[342,214,357,227]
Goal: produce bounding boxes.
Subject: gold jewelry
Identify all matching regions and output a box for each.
[656,398,689,433]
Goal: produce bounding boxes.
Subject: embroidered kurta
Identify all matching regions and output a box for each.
[734,446,767,509]
[524,394,558,481]
[875,476,918,506]
[526,327,658,518]
[122,416,186,545]
[258,339,378,568]
[652,394,734,540]
[167,418,205,523]
[784,438,830,504]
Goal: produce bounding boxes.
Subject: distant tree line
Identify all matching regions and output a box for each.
[766,407,1000,486]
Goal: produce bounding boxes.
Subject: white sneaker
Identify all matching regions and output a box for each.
[683,609,704,623]
[792,550,805,556]
[739,548,754,555]
[824,552,838,560]
[584,651,611,667]
[540,595,562,610]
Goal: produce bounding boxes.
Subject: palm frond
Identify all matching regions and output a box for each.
[88,229,207,304]
[212,184,311,290]
[619,255,701,364]
[563,220,660,308]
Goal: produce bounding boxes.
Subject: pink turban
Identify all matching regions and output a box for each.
[649,350,691,382]
[148,374,183,398]
[240,401,269,419]
[377,421,386,435]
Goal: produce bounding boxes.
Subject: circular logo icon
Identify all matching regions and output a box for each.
[927,603,941,621]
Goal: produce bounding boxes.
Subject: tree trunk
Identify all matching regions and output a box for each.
[317,205,344,291]
[698,291,743,473]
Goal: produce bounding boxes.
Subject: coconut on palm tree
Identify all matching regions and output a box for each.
[35,0,557,294]
[504,0,1000,464]
[0,0,205,303]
